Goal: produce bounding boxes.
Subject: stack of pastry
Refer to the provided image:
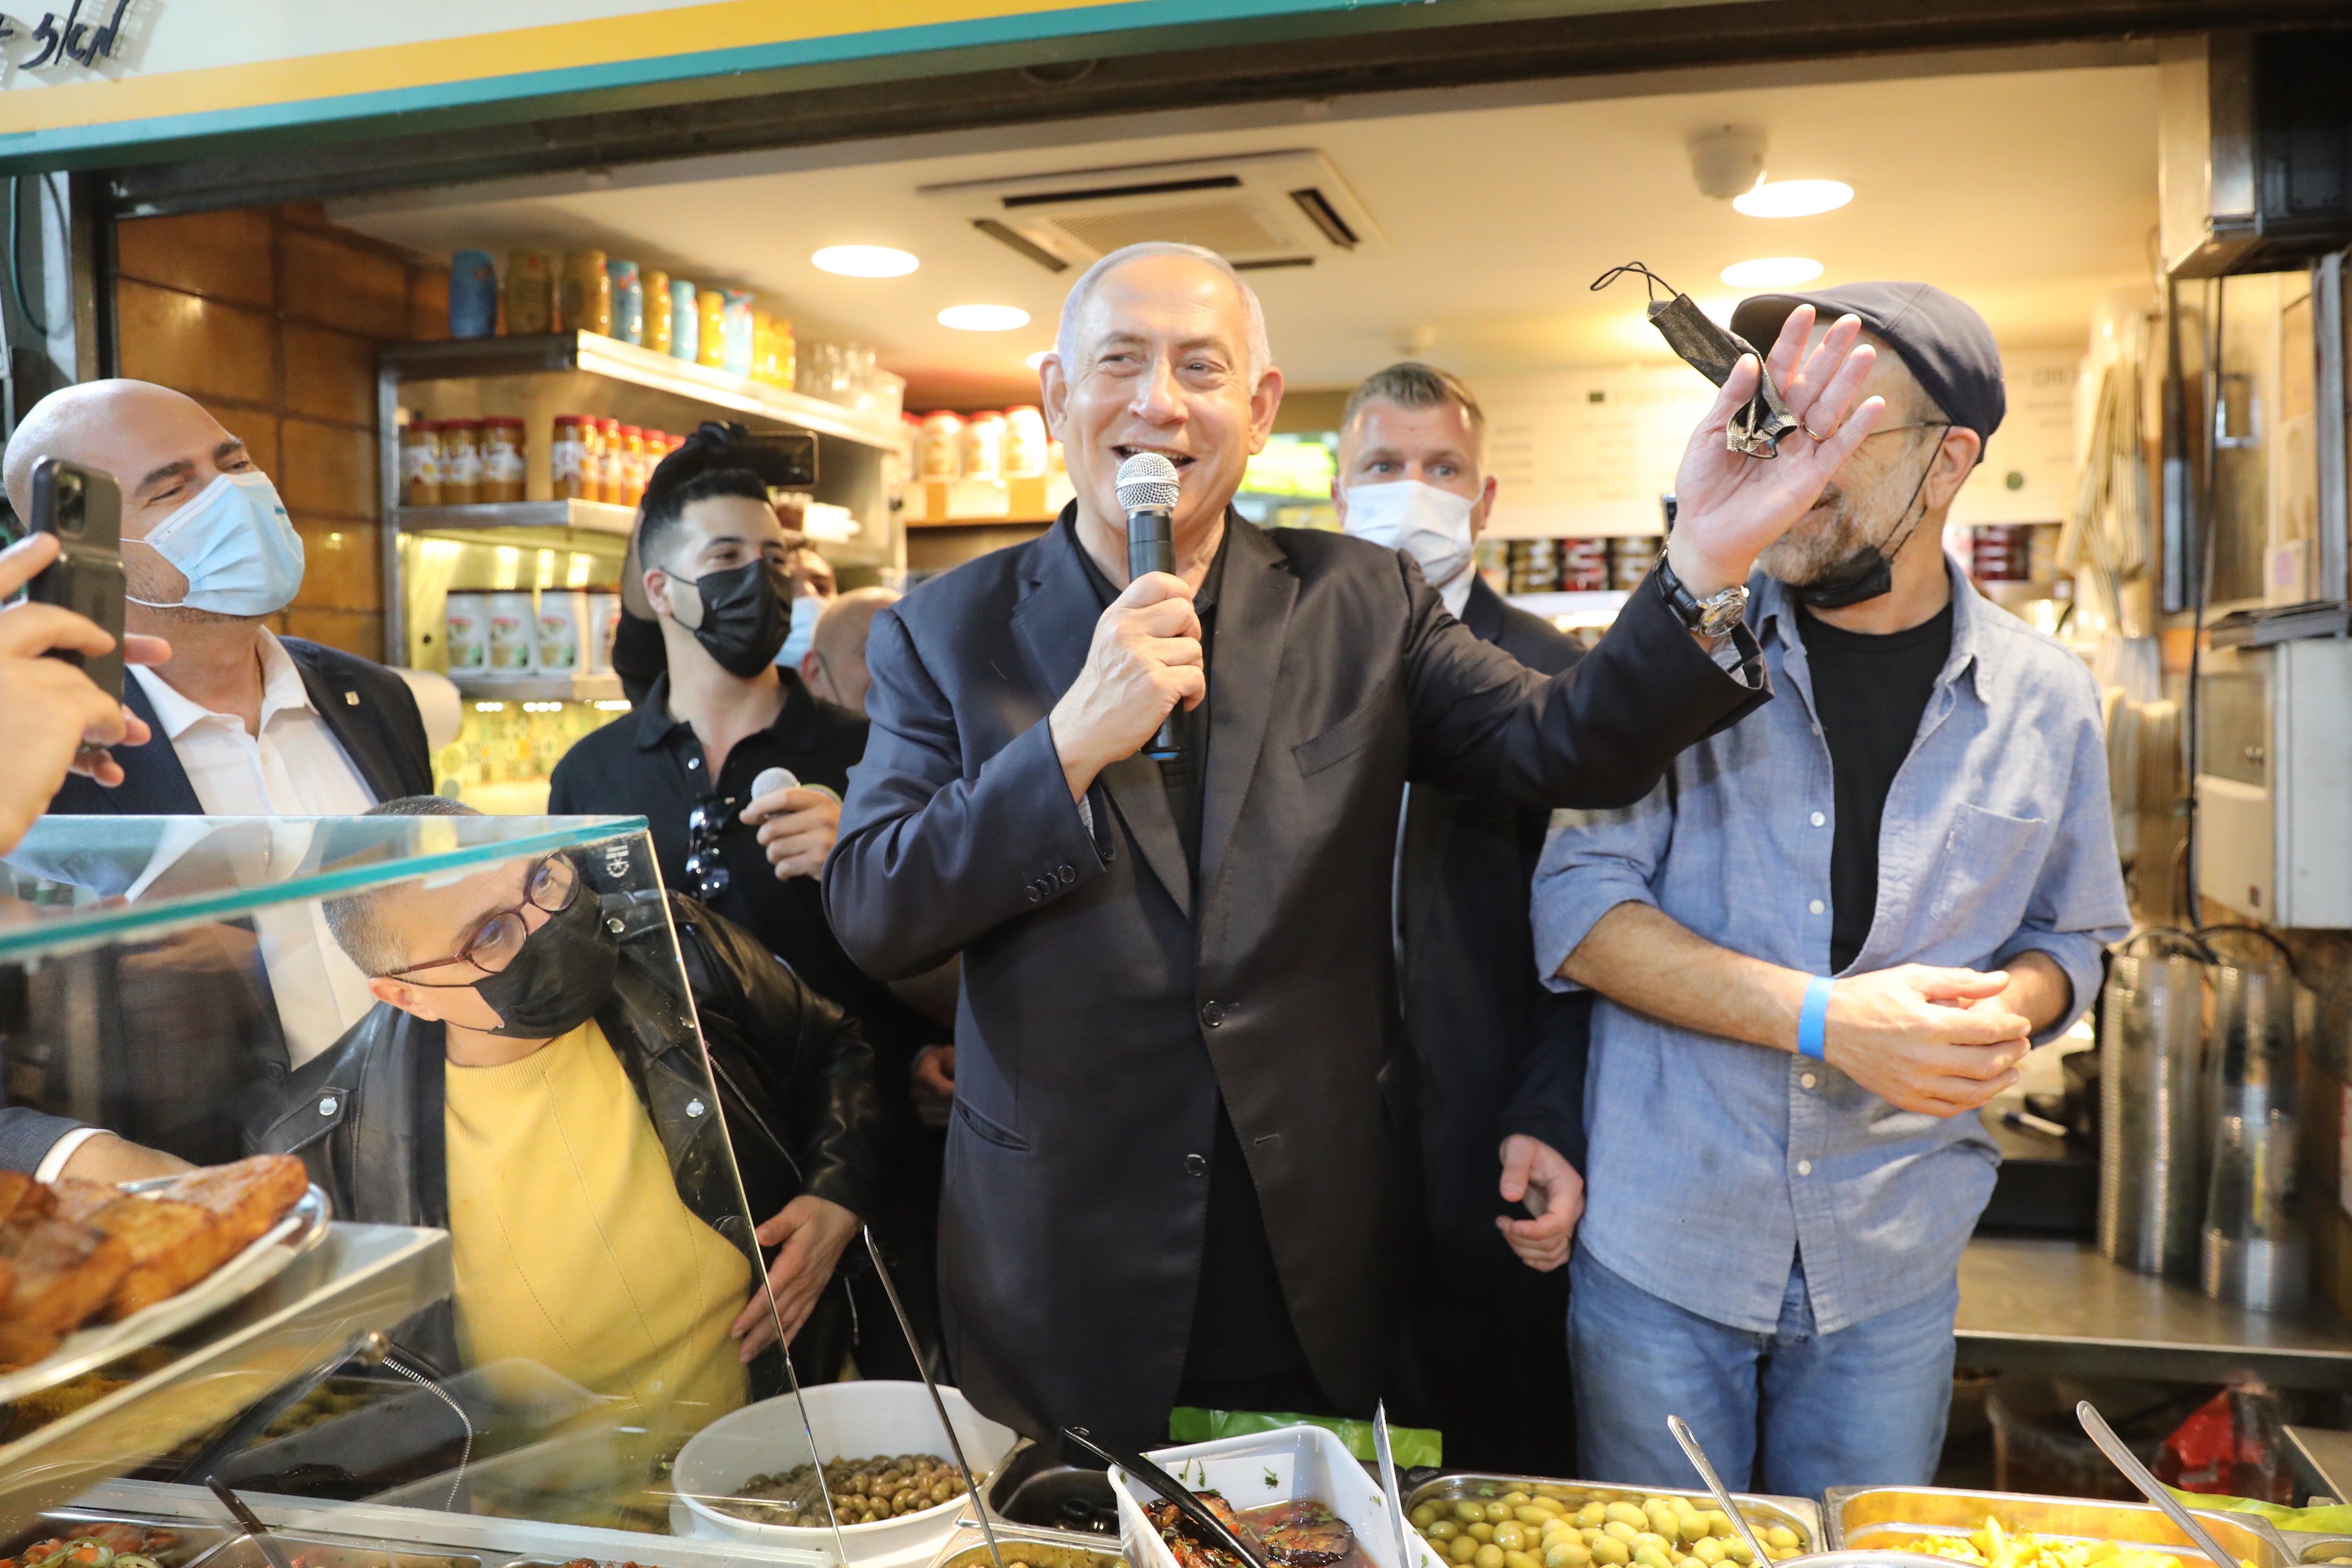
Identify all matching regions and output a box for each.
[0,1155,308,1366]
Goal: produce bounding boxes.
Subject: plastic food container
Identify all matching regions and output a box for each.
[537,592,588,674]
[484,590,536,674]
[586,592,620,675]
[608,259,644,346]
[444,592,489,670]
[961,411,1007,482]
[481,416,525,504]
[1004,406,1049,479]
[1115,1424,1450,1568]
[439,419,483,505]
[670,1379,1017,1568]
[920,412,966,481]
[552,415,588,500]
[644,269,674,355]
[402,421,441,506]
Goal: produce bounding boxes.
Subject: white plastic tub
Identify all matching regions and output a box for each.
[1112,1424,1451,1568]
[671,1380,1018,1568]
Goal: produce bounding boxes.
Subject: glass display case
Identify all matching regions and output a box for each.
[0,812,993,1568]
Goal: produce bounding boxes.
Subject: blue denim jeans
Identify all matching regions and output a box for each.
[1567,1246,1958,1498]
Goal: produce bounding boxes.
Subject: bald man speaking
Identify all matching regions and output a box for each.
[828,242,1886,1447]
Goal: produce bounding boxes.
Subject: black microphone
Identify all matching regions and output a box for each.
[1116,451,1184,764]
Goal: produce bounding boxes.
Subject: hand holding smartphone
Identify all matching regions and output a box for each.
[26,457,126,700]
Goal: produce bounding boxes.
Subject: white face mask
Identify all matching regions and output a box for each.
[126,470,305,617]
[1341,478,1478,589]
[776,592,825,668]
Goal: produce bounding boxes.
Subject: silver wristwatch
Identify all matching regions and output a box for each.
[1654,555,1749,638]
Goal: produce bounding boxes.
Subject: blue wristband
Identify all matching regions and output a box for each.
[1798,976,1835,1061]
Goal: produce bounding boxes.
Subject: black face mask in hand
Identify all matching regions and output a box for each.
[680,560,791,677]
[471,884,621,1039]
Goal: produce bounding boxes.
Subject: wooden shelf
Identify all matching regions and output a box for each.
[381,332,905,452]
[398,499,637,537]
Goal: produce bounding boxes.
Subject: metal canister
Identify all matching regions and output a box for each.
[2202,957,2308,1309]
[2097,951,2208,1276]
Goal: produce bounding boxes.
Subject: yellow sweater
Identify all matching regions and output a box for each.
[443,1021,752,1433]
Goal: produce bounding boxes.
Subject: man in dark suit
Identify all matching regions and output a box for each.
[824,241,1890,1449]
[1331,362,1588,1473]
[2,380,433,1170]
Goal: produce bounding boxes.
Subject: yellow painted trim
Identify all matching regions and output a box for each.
[0,0,1087,134]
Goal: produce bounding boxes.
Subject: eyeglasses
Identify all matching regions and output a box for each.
[685,796,737,901]
[383,854,581,983]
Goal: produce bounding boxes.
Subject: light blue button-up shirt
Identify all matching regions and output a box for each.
[1531,562,2130,1335]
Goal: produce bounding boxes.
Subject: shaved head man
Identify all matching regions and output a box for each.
[16,378,434,1066]
[801,587,898,715]
[827,240,1879,1447]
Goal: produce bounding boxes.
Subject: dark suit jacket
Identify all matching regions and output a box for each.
[824,512,1764,1448]
[1402,575,1593,1261]
[46,636,433,816]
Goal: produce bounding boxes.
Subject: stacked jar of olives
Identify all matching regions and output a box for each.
[1408,1490,1805,1568]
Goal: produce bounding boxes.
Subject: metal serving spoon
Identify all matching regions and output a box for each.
[1666,1415,1776,1568]
[2075,1400,2242,1568]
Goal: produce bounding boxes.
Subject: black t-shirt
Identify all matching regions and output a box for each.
[1074,520,1303,1382]
[547,667,939,1057]
[1795,600,1954,974]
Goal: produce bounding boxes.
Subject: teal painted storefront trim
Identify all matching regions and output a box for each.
[0,0,1436,167]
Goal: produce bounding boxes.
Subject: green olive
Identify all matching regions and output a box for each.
[1470,1525,1496,1545]
[1430,1523,1463,1543]
[1721,1543,1754,1566]
[1452,1540,1482,1564]
[1676,1517,1711,1545]
[1548,1546,1593,1568]
[1708,1520,1737,1543]
[1503,1495,1532,1507]
[1518,1509,1556,1528]
[1495,1527,1528,1552]
[1590,1542,1631,1568]
[1763,1531,1799,1552]
[1487,1505,1516,1526]
[1476,1546,1505,1568]
[1576,1506,1608,1530]
[1530,1500,1568,1519]
[1604,1525,1639,1546]
[1414,1507,1443,1531]
[1606,1507,1649,1531]
[1693,1540,1724,1565]
[1633,1548,1671,1568]
[1459,1504,1491,1527]
[1504,1553,1541,1568]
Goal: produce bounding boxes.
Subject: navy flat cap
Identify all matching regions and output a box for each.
[1730,282,2003,460]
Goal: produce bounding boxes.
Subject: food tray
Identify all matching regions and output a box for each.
[184,1539,479,1568]
[1822,1487,2293,1568]
[1404,1475,1820,1555]
[7,1510,229,1567]
[927,1524,1130,1568]
[1115,1424,1449,1568]
[2267,1536,2352,1566]
[0,1184,331,1406]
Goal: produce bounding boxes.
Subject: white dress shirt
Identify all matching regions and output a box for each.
[131,632,382,1066]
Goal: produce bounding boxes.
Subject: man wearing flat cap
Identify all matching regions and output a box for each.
[825,240,1889,1448]
[1533,283,2128,1494]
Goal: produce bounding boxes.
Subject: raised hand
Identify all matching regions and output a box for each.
[1046,570,1204,799]
[1666,304,1884,595]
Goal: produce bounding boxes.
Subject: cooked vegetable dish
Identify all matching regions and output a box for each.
[718,1453,973,1526]
[1898,1518,2254,1568]
[1410,1488,1805,1568]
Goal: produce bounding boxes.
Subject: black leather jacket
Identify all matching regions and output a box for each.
[249,888,883,1390]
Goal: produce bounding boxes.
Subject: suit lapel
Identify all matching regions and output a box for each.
[1009,517,1193,916]
[1462,575,1506,641]
[1198,518,1297,903]
[291,648,404,801]
[110,673,204,815]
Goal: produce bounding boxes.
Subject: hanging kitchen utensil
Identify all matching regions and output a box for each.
[1062,1425,1266,1568]
[2076,1399,2244,1568]
[1591,263,1802,457]
[1665,1415,1775,1568]
[1373,1402,1416,1568]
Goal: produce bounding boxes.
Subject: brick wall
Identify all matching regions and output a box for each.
[114,203,447,662]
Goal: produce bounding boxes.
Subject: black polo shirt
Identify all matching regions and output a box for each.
[548,668,931,1055]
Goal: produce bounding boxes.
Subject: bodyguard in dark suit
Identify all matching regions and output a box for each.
[824,242,1891,1449]
[1331,363,1589,1474]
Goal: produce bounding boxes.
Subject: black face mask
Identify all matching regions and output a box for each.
[1793,425,1952,610]
[471,882,620,1039]
[681,560,790,677]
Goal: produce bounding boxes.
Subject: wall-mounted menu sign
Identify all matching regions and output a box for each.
[1478,349,2083,541]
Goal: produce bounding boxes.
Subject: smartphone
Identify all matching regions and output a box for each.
[27,457,126,701]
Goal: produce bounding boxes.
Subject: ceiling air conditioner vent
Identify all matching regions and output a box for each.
[923,150,1386,273]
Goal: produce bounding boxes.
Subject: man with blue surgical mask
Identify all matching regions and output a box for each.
[6,379,433,1073]
[1331,362,1590,1472]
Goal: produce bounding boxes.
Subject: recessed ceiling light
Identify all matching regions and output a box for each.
[1732,180,1853,219]
[1026,350,1051,369]
[813,245,918,277]
[1720,257,1825,288]
[939,304,1030,332]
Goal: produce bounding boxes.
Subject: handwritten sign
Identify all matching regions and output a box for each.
[2,0,133,72]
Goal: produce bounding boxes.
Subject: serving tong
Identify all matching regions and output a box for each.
[1061,1425,1268,1568]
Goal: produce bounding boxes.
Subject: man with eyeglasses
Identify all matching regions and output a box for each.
[255,796,884,1419]
[1530,285,2127,1495]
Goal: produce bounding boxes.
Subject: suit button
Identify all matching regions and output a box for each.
[1199,1000,1224,1028]
[1184,1153,1208,1176]
[1058,864,1076,884]
[1025,886,1043,904]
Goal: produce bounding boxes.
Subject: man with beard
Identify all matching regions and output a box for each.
[1530,284,2127,1496]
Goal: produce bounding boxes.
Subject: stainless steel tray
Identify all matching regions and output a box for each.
[2277,1534,2352,1565]
[928,1523,1131,1568]
[8,1508,231,1565]
[1822,1487,2294,1567]
[186,1537,480,1568]
[1403,1475,1820,1555]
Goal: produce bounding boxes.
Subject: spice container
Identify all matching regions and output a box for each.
[670,278,699,361]
[1004,405,1048,478]
[401,420,442,506]
[506,250,555,333]
[617,425,646,507]
[439,418,483,505]
[481,416,525,504]
[697,288,726,369]
[961,410,1007,482]
[448,250,498,339]
[607,259,644,346]
[920,411,965,481]
[644,270,673,355]
[560,249,611,338]
[551,415,588,500]
[594,418,624,504]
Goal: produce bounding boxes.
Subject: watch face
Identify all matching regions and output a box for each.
[1697,587,1747,638]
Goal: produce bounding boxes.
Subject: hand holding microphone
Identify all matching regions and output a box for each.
[741,764,842,882]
